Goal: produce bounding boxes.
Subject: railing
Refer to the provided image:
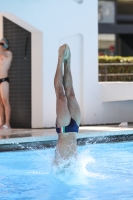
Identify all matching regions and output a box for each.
[99,63,133,82]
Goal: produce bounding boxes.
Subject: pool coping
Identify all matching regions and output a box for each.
[0,125,133,151]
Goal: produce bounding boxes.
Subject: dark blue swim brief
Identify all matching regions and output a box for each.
[56,118,79,133]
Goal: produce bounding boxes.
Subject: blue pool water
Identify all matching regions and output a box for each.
[0,141,133,200]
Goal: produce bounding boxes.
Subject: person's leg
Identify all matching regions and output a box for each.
[54,44,71,128]
[0,82,11,128]
[0,89,5,126]
[63,46,81,126]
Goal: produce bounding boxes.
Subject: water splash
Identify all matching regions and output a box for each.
[51,146,105,185]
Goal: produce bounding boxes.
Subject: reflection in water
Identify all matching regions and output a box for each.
[0,135,10,139]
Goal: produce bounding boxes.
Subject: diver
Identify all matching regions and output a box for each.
[54,44,81,165]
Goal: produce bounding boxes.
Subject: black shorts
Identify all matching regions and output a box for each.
[0,77,9,84]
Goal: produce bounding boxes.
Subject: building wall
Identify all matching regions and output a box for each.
[1,0,133,127]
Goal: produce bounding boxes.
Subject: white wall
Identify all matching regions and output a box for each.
[1,0,133,127]
[0,12,44,128]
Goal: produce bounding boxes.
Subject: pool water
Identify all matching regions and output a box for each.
[0,141,133,200]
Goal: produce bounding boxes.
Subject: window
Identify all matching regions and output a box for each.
[98,1,115,23]
[98,34,115,56]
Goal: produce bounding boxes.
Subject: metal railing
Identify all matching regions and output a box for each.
[99,63,133,82]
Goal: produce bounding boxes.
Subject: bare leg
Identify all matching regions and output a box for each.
[0,82,11,128]
[54,44,71,128]
[63,46,81,126]
[0,92,5,126]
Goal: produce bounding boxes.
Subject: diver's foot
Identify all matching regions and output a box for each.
[58,44,70,62]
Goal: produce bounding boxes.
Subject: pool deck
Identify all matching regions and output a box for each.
[0,124,133,151]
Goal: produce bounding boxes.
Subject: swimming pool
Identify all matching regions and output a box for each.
[0,141,133,200]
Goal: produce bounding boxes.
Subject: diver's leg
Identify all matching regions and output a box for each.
[54,44,71,128]
[63,46,81,126]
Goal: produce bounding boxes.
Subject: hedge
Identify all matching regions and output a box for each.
[99,56,133,81]
[99,56,133,64]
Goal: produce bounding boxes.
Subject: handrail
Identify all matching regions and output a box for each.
[99,63,133,66]
[99,73,133,76]
[99,63,133,81]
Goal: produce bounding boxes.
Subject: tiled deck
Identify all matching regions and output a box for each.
[0,125,133,142]
[0,124,133,151]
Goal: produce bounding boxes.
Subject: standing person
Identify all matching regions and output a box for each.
[0,38,13,130]
[54,44,81,165]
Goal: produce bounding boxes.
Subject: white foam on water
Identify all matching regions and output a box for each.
[51,147,106,185]
[28,170,48,175]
